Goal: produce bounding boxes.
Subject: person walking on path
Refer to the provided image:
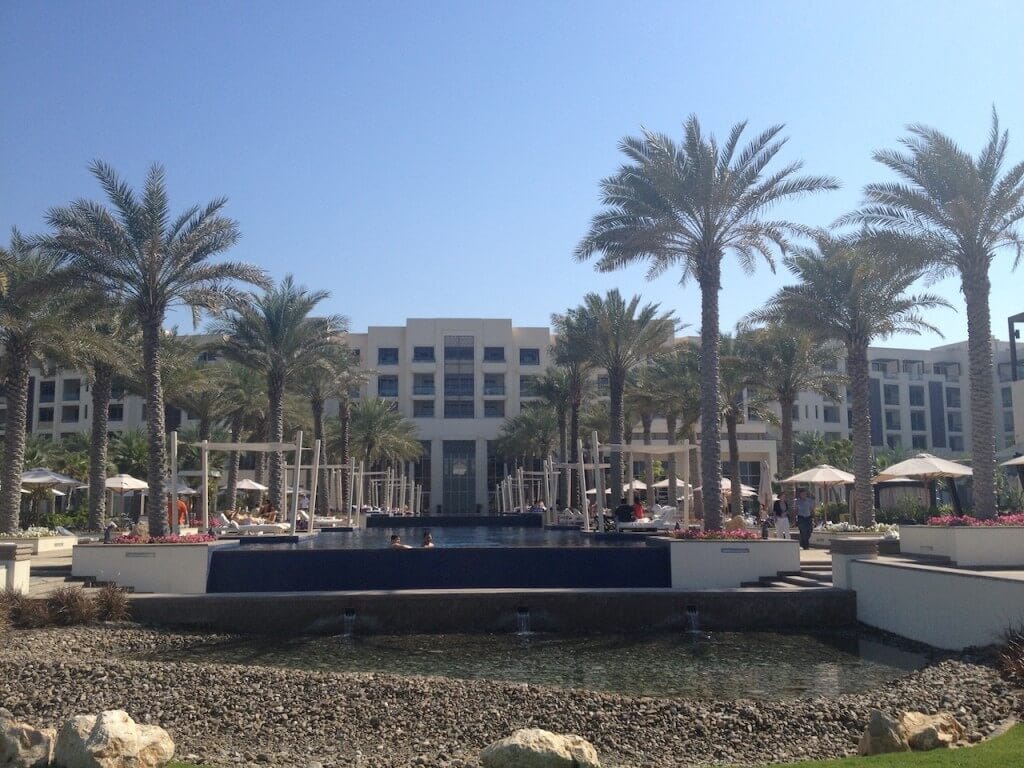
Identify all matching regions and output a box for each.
[772,491,792,541]
[795,488,815,549]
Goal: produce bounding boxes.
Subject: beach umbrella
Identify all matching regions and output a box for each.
[105,474,149,492]
[696,478,757,496]
[875,453,972,514]
[235,478,269,491]
[20,468,78,488]
[758,460,773,516]
[585,487,612,495]
[1000,455,1024,467]
[781,464,855,486]
[651,476,692,489]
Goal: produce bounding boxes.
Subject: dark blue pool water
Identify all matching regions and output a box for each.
[251,526,647,550]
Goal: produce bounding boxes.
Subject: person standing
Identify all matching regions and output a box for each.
[772,491,792,541]
[795,488,815,550]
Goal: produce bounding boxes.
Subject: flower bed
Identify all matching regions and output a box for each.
[901,520,1024,567]
[112,533,217,545]
[668,529,761,540]
[0,528,79,554]
[927,513,1024,527]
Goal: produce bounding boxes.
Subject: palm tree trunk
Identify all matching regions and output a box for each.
[338,398,351,513]
[557,406,568,508]
[963,275,996,519]
[226,415,242,512]
[198,416,211,443]
[609,371,625,504]
[666,414,678,508]
[848,341,875,526]
[569,392,581,509]
[142,320,168,537]
[312,397,328,517]
[699,263,724,530]
[0,346,30,533]
[779,395,795,481]
[726,413,742,517]
[642,413,654,503]
[88,362,113,531]
[267,373,286,512]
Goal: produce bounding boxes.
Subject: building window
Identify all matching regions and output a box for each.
[38,407,54,424]
[61,405,79,423]
[442,440,476,514]
[909,385,925,407]
[110,379,126,400]
[823,405,840,423]
[412,373,435,396]
[444,336,474,361]
[949,435,965,452]
[484,401,505,418]
[597,375,610,396]
[847,409,853,428]
[886,433,902,449]
[1004,410,1016,433]
[519,348,540,366]
[1003,387,1013,409]
[108,404,124,421]
[63,379,81,402]
[884,410,901,430]
[377,348,399,365]
[912,434,927,449]
[444,374,474,396]
[412,346,435,362]
[39,381,56,404]
[946,387,961,408]
[444,400,474,419]
[483,346,505,362]
[910,410,926,431]
[413,400,435,418]
[484,373,505,395]
[947,412,963,433]
[883,384,900,405]
[791,404,799,421]
[377,375,398,398]
[520,375,539,397]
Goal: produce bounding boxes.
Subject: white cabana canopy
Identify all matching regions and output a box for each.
[781,464,855,485]
[875,453,973,482]
[235,478,269,491]
[20,468,78,487]
[105,474,149,493]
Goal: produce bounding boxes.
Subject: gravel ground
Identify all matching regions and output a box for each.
[0,625,1020,768]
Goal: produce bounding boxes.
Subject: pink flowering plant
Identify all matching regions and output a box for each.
[111,533,218,544]
[927,513,1024,527]
[668,529,762,540]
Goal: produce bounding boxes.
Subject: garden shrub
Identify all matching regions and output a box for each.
[46,586,96,626]
[999,627,1024,685]
[93,583,131,622]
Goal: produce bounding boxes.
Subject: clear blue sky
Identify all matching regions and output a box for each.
[2,0,1023,348]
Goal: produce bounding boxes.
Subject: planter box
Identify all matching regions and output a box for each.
[0,535,78,555]
[71,540,238,594]
[0,543,31,594]
[809,530,888,549]
[659,538,800,589]
[900,525,1024,567]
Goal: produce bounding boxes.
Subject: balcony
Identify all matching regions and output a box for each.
[483,385,506,396]
[412,385,435,396]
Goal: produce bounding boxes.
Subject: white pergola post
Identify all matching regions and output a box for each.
[407,461,415,512]
[542,460,551,523]
[169,431,179,535]
[200,439,210,531]
[592,431,605,522]
[517,467,526,513]
[347,460,356,524]
[577,438,589,532]
[398,469,407,514]
[290,431,303,535]
[308,439,321,530]
[356,460,365,519]
[626,450,634,507]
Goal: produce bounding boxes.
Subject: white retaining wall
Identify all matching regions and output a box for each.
[0,536,78,555]
[665,539,800,589]
[71,541,238,594]
[900,526,1024,567]
[850,559,1024,650]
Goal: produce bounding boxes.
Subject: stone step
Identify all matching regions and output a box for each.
[778,574,830,588]
[799,570,834,583]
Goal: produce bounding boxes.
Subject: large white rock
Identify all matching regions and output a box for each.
[480,728,600,768]
[0,708,54,768]
[858,709,909,756]
[53,710,174,768]
[902,711,964,751]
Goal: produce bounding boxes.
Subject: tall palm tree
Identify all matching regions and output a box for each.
[210,276,347,511]
[220,363,269,512]
[45,162,267,535]
[332,361,367,513]
[550,316,595,507]
[0,232,100,533]
[749,232,949,525]
[562,290,675,504]
[842,112,1024,518]
[576,116,838,527]
[533,366,572,503]
[496,403,559,465]
[743,324,843,480]
[346,398,423,466]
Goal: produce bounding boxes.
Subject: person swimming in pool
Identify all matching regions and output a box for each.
[389,534,411,549]
[422,532,434,548]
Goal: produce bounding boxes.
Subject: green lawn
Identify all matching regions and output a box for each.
[764,726,1024,768]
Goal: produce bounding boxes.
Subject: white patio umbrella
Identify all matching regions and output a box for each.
[1000,455,1024,467]
[20,468,78,488]
[585,487,612,495]
[758,460,774,515]
[235,478,269,491]
[875,453,972,482]
[781,464,856,485]
[623,478,647,491]
[697,478,757,496]
[105,474,149,492]
[651,476,692,489]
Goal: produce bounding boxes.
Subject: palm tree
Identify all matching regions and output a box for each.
[652,343,702,508]
[45,162,268,536]
[561,290,675,504]
[210,276,347,511]
[743,324,843,481]
[625,366,661,496]
[0,232,100,533]
[576,116,838,527]
[549,316,595,507]
[160,334,232,441]
[346,398,422,466]
[332,361,367,513]
[533,367,572,503]
[110,428,149,477]
[749,232,948,525]
[220,363,269,512]
[842,112,1024,518]
[496,403,559,465]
